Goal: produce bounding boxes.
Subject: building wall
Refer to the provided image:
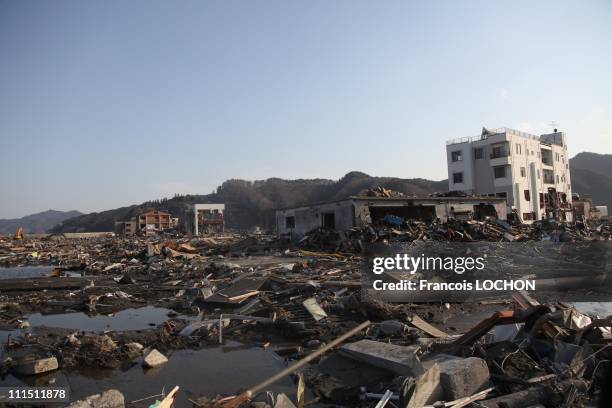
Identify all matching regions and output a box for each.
[276,197,507,239]
[573,199,591,219]
[447,143,475,192]
[138,211,172,234]
[276,200,355,239]
[114,220,137,236]
[595,206,609,218]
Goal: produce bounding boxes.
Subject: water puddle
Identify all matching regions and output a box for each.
[1,342,295,407]
[572,302,612,317]
[24,306,181,332]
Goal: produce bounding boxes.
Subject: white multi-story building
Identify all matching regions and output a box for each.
[446,127,573,222]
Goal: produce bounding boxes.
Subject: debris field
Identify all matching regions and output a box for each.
[0,218,611,408]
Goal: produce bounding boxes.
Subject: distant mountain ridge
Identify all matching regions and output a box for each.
[569,152,612,210]
[52,172,447,232]
[45,152,612,233]
[0,210,83,235]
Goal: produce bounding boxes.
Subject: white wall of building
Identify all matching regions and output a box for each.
[446,128,572,222]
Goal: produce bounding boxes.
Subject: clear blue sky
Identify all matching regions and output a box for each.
[1,1,611,218]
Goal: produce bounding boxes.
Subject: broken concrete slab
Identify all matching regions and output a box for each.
[66,389,125,408]
[12,356,59,375]
[304,353,394,403]
[302,297,327,321]
[340,339,424,376]
[423,355,490,401]
[274,393,297,408]
[142,349,168,368]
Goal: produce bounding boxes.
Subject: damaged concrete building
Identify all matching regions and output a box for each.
[573,195,609,220]
[446,127,573,223]
[115,210,178,236]
[276,196,506,239]
[184,203,225,235]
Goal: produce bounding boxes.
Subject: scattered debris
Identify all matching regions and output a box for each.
[11,355,59,375]
[66,389,125,408]
[0,227,610,407]
[143,349,169,368]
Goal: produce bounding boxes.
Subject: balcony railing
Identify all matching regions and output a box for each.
[490,151,509,159]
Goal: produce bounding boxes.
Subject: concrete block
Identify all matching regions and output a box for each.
[274,393,297,408]
[340,339,424,376]
[13,356,58,375]
[142,349,168,368]
[67,389,125,408]
[424,355,489,400]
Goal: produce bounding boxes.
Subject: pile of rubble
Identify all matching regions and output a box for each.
[363,186,407,198]
[296,218,612,254]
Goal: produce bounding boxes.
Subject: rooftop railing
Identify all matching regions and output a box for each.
[446,127,541,145]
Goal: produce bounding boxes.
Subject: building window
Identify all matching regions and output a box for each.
[322,212,335,229]
[453,172,463,183]
[520,167,526,177]
[494,166,506,179]
[491,145,505,158]
[516,144,522,155]
[556,175,560,184]
[523,212,534,221]
[524,190,530,201]
[451,151,463,162]
[537,169,541,179]
[474,148,483,159]
[285,216,295,229]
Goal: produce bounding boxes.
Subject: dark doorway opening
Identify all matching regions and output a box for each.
[322,212,335,229]
[473,204,497,220]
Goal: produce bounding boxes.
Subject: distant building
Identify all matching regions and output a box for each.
[138,210,176,234]
[114,220,137,236]
[276,196,506,239]
[184,204,225,235]
[594,205,608,218]
[115,209,178,236]
[573,195,596,220]
[446,127,573,223]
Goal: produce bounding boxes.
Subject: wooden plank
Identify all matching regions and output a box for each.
[408,314,448,338]
[157,386,179,408]
[0,277,84,292]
